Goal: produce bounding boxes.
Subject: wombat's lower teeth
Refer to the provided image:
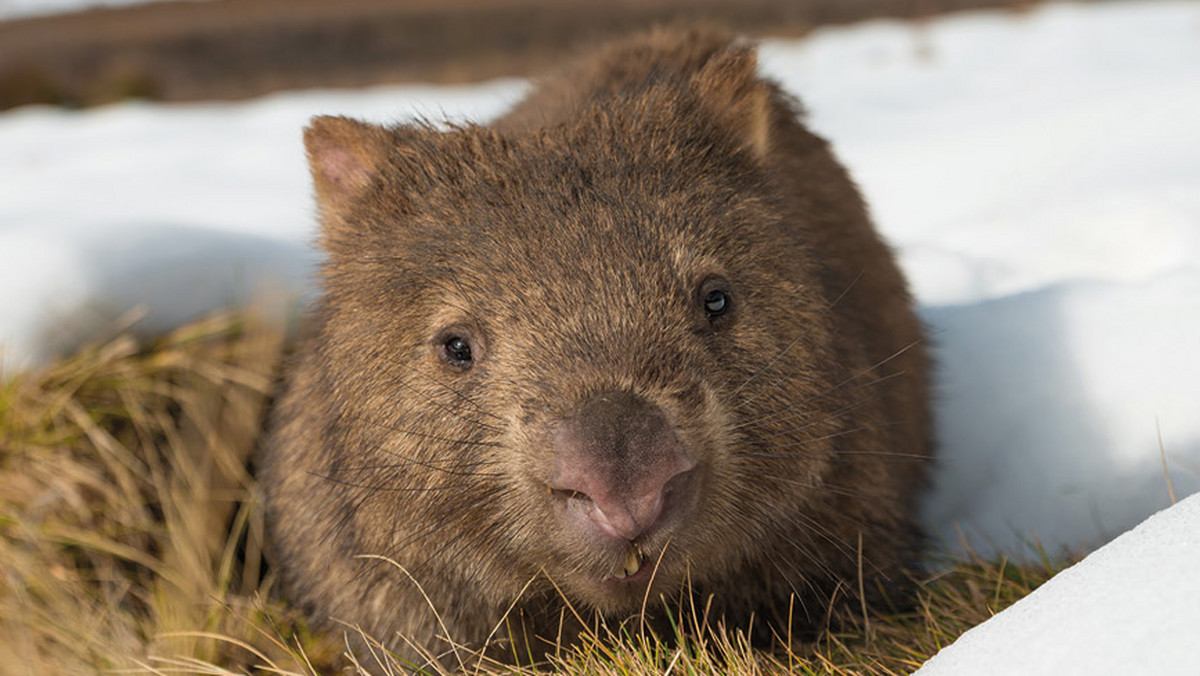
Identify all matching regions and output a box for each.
[614,544,642,579]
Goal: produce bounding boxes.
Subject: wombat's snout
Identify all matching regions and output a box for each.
[549,391,696,543]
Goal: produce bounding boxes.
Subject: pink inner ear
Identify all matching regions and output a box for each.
[318,145,370,191]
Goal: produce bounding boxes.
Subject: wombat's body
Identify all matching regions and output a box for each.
[261,26,929,666]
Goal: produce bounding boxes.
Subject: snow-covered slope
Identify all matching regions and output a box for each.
[916,492,1200,675]
[1,0,1197,562]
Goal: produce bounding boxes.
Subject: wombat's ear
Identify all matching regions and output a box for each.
[304,115,392,212]
[692,43,772,161]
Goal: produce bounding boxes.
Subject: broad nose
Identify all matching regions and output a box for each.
[549,391,696,541]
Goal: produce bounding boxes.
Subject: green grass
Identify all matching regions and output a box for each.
[0,313,1068,675]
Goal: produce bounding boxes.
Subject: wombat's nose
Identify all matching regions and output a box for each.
[550,391,695,542]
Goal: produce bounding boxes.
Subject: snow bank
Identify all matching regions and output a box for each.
[760,1,1200,306]
[1,2,1198,562]
[924,274,1200,557]
[758,0,1200,557]
[916,492,1200,675]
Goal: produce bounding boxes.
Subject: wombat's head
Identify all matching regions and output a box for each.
[302,39,846,616]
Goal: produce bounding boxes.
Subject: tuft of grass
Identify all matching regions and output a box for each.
[0,312,333,674]
[0,312,1068,675]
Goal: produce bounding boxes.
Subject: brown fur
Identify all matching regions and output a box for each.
[260,25,930,667]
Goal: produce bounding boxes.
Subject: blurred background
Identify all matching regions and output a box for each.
[0,0,1034,111]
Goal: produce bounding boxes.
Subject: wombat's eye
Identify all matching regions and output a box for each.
[440,334,474,369]
[699,278,733,322]
[704,289,729,317]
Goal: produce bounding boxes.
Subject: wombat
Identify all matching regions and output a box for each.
[261,25,930,667]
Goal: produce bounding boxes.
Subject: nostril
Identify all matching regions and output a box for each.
[549,390,697,542]
[549,479,670,541]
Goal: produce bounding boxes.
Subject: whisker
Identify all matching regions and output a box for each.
[336,412,502,449]
[729,340,920,443]
[731,395,869,434]
[769,560,817,623]
[768,474,918,504]
[817,339,923,404]
[788,512,889,582]
[385,368,505,431]
[769,531,840,586]
[747,446,932,461]
[426,372,507,424]
[727,328,817,407]
[309,472,499,493]
[727,269,865,410]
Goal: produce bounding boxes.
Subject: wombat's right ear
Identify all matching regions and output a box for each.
[693,42,772,161]
[303,115,392,213]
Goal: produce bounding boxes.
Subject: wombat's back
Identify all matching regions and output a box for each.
[262,25,929,668]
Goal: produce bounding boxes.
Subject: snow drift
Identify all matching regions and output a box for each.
[916,492,1200,675]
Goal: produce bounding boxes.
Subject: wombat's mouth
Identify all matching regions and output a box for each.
[605,542,647,582]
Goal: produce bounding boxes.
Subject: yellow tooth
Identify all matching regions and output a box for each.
[622,544,642,577]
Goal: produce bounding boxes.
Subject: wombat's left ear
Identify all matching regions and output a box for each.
[693,42,772,161]
[304,115,392,213]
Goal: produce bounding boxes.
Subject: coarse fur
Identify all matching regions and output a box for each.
[260,25,930,668]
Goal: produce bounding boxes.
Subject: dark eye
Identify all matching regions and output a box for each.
[441,335,473,368]
[704,289,728,316]
[703,288,730,319]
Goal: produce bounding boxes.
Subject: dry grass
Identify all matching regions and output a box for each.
[0,312,1067,675]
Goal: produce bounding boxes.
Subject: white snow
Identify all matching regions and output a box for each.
[2,1,1200,668]
[760,2,1200,307]
[916,492,1200,675]
[924,273,1200,558]
[0,0,195,21]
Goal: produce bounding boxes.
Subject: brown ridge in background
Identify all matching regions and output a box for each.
[0,0,1036,111]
